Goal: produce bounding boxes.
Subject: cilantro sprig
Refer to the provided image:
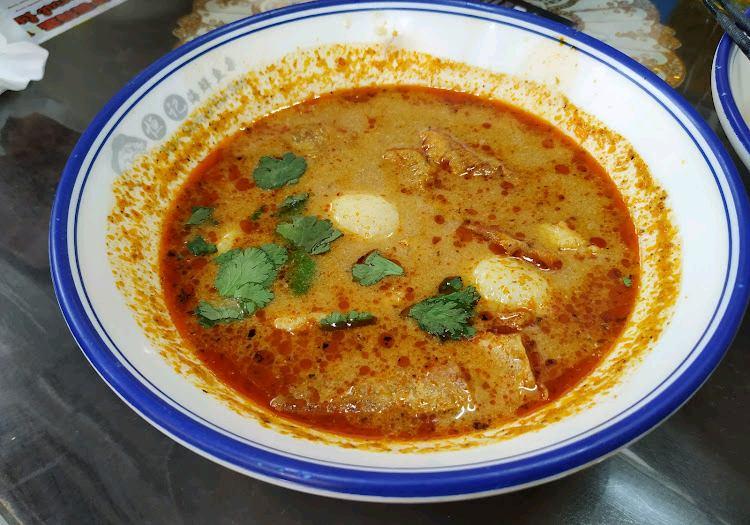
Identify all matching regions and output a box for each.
[287,249,316,295]
[195,301,244,327]
[234,282,274,312]
[187,235,217,256]
[214,247,275,297]
[253,152,307,189]
[275,193,309,217]
[320,310,376,330]
[186,206,215,226]
[352,251,404,286]
[438,276,463,293]
[408,283,480,340]
[250,205,267,221]
[276,215,343,255]
[195,243,287,327]
[260,243,288,272]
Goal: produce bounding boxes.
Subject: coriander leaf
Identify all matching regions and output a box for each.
[202,244,285,326]
[250,205,267,221]
[186,206,215,226]
[408,285,480,341]
[253,152,307,189]
[438,276,463,293]
[195,301,244,327]
[187,235,217,256]
[213,248,241,265]
[260,243,288,268]
[234,282,274,314]
[276,192,309,217]
[259,243,288,287]
[287,249,316,295]
[320,310,376,330]
[352,251,404,286]
[276,215,343,255]
[446,286,481,309]
[623,275,633,287]
[214,247,274,297]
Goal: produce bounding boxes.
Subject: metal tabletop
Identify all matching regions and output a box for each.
[1,1,748,523]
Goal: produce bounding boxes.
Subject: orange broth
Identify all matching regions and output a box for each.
[160,86,639,440]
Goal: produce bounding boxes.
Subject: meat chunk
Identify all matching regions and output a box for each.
[381,148,431,190]
[270,362,473,418]
[477,309,537,334]
[459,223,561,270]
[289,125,328,155]
[420,129,502,177]
[475,333,544,406]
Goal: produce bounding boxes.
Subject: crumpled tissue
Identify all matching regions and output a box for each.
[0,16,48,94]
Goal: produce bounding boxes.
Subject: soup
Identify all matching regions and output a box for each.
[160,86,639,440]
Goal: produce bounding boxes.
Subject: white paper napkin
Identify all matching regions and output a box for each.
[0,15,48,94]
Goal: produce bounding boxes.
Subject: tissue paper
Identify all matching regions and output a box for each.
[0,15,48,93]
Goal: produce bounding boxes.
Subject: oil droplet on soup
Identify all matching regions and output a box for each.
[160,86,639,440]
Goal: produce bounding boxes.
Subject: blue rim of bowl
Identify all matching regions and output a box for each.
[714,12,750,158]
[49,0,750,499]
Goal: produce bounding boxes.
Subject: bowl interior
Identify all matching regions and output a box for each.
[713,37,750,170]
[729,49,750,126]
[52,1,746,498]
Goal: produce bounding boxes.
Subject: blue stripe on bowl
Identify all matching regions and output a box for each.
[49,0,750,499]
[714,16,750,159]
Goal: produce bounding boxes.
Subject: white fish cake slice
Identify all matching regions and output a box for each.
[473,256,550,313]
[330,193,399,239]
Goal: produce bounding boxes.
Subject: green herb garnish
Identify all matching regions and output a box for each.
[352,251,404,286]
[186,235,217,256]
[250,205,267,221]
[195,301,244,327]
[197,244,287,327]
[259,243,288,287]
[214,247,275,297]
[287,249,316,295]
[253,152,307,189]
[260,243,288,269]
[320,310,376,330]
[233,282,274,314]
[276,215,343,255]
[623,275,633,287]
[186,206,215,226]
[438,276,463,293]
[408,285,480,340]
[276,192,309,217]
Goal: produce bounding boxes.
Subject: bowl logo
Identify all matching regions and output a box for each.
[109,56,237,175]
[111,134,147,175]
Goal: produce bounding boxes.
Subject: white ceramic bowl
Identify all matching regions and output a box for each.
[50,0,750,502]
[713,26,750,170]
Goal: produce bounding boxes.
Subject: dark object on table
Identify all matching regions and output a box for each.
[486,0,575,27]
[702,0,750,59]
[0,113,80,269]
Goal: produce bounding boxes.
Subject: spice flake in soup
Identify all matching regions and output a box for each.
[160,86,639,440]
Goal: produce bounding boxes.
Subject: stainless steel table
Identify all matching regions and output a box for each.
[1,1,748,523]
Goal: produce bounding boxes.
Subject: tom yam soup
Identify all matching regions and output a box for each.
[160,86,638,440]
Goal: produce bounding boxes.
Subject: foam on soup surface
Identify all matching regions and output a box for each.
[160,86,639,440]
